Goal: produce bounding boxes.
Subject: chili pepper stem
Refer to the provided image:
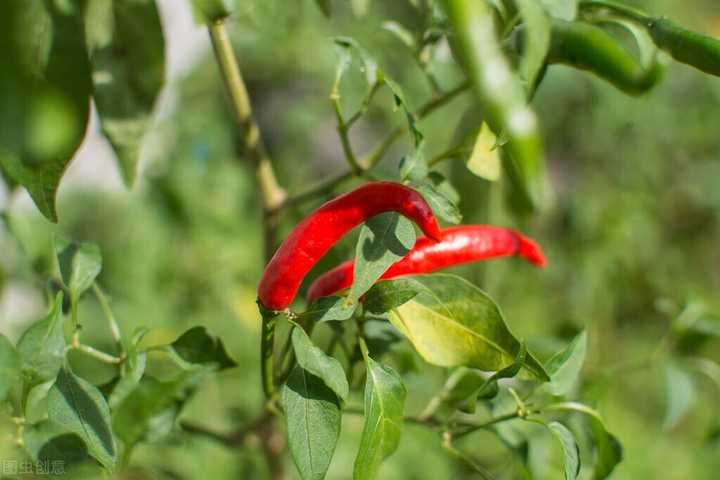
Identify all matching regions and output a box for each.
[259,306,279,400]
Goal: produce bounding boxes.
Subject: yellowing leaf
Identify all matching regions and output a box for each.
[466,123,501,181]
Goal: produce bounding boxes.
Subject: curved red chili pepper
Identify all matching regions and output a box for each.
[306,225,546,303]
[257,181,441,311]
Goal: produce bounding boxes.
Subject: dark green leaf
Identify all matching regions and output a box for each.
[0,334,20,402]
[87,0,166,186]
[0,0,92,222]
[17,293,66,384]
[23,421,90,467]
[55,237,102,297]
[112,368,211,449]
[384,274,548,380]
[47,367,117,471]
[353,356,406,480]
[299,296,357,323]
[363,278,419,315]
[291,327,349,402]
[169,326,237,370]
[282,365,341,480]
[544,330,587,396]
[315,0,332,17]
[350,212,416,302]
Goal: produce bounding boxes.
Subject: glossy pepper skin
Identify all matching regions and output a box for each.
[307,225,546,302]
[547,20,664,95]
[257,182,441,311]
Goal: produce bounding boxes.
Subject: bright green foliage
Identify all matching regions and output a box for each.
[17,293,66,385]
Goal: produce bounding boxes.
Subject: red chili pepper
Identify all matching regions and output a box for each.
[257,181,441,311]
[307,225,546,302]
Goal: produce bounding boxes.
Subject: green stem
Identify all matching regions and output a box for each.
[92,283,123,356]
[67,344,123,365]
[70,292,80,349]
[331,92,363,175]
[451,411,522,439]
[260,309,279,400]
[428,144,472,167]
[579,0,650,23]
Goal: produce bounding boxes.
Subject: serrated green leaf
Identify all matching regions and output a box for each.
[299,296,357,323]
[55,237,102,297]
[87,0,166,186]
[517,0,551,92]
[663,361,694,430]
[467,123,501,181]
[350,213,416,302]
[0,0,92,222]
[47,367,117,471]
[23,421,90,467]
[291,327,349,402]
[385,274,548,380]
[282,365,341,480]
[169,326,237,370]
[363,278,419,315]
[544,330,587,396]
[0,334,20,402]
[545,421,580,480]
[353,356,406,480]
[112,368,211,449]
[17,293,66,384]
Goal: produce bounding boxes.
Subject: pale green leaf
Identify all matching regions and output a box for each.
[385,274,548,379]
[291,327,349,402]
[540,0,577,20]
[55,237,102,297]
[382,21,416,50]
[663,361,694,430]
[466,123,501,181]
[47,367,117,471]
[353,356,406,480]
[544,330,587,396]
[517,0,551,92]
[545,421,580,480]
[17,293,66,384]
[350,212,415,302]
[282,365,341,480]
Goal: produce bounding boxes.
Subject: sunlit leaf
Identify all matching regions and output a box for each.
[353,355,406,480]
[282,365,341,480]
[466,123,501,181]
[47,367,117,471]
[291,326,349,402]
[384,274,548,379]
[350,212,415,302]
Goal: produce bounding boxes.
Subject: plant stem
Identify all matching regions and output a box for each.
[579,0,650,23]
[331,92,363,174]
[70,292,80,349]
[451,411,521,439]
[67,344,124,365]
[428,144,472,167]
[92,283,123,356]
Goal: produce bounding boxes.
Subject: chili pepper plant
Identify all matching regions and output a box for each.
[0,0,719,479]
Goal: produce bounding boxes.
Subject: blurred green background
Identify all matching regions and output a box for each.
[1,0,719,478]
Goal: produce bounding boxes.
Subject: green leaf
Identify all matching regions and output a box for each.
[55,237,102,297]
[0,0,92,222]
[544,421,580,480]
[663,361,695,430]
[412,180,462,224]
[25,380,55,424]
[353,356,406,480]
[384,77,423,147]
[517,0,551,92]
[112,368,211,449]
[23,421,90,467]
[382,21,417,50]
[540,0,577,21]
[384,274,548,380]
[332,37,380,88]
[291,327,349,402]
[87,0,166,186]
[350,212,416,302]
[299,296,357,323]
[315,0,332,17]
[47,367,117,471]
[17,293,66,384]
[399,148,429,183]
[0,334,20,402]
[544,402,622,479]
[189,0,231,23]
[466,123,501,181]
[169,326,237,371]
[108,327,149,410]
[282,365,342,480]
[543,330,587,396]
[363,278,419,315]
